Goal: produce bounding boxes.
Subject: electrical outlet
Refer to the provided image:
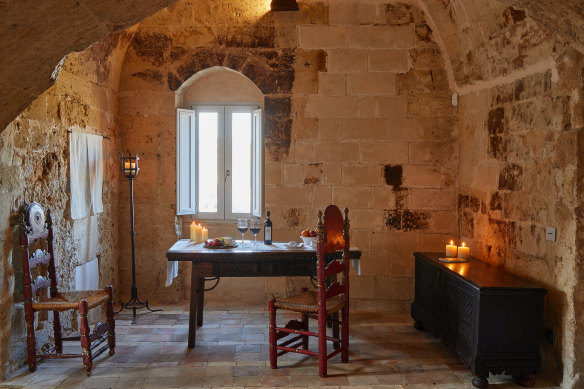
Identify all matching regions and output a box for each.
[545,328,554,345]
[546,227,557,242]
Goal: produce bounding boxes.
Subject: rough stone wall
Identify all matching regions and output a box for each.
[116,0,456,308]
[0,33,131,380]
[451,1,584,384]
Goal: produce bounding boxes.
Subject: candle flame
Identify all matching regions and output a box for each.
[462,242,466,247]
[450,240,453,245]
[192,221,195,225]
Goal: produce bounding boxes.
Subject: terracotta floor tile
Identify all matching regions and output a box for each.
[0,304,559,389]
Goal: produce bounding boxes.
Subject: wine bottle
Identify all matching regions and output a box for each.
[264,210,272,245]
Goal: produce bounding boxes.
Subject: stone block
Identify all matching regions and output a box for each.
[359,3,387,25]
[304,162,323,184]
[312,185,332,208]
[283,164,304,185]
[372,186,394,209]
[348,73,396,95]
[292,117,319,141]
[318,72,347,95]
[410,188,455,210]
[350,229,371,254]
[387,117,423,140]
[299,25,349,48]
[351,275,376,298]
[293,141,315,163]
[332,186,372,208]
[420,232,453,252]
[390,276,414,300]
[349,25,415,49]
[428,210,458,234]
[378,95,408,118]
[390,254,413,276]
[402,165,442,188]
[359,140,409,164]
[350,208,384,229]
[342,164,382,185]
[317,141,360,162]
[327,49,368,73]
[329,2,360,25]
[363,254,390,275]
[265,185,313,207]
[324,163,342,185]
[318,118,340,140]
[306,95,357,118]
[357,96,378,118]
[368,49,410,72]
[338,118,386,140]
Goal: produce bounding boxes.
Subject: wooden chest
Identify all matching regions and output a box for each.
[411,252,547,388]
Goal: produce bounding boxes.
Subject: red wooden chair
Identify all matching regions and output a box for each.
[19,202,115,374]
[269,205,350,377]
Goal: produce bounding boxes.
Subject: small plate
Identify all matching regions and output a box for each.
[285,241,304,248]
[204,243,239,249]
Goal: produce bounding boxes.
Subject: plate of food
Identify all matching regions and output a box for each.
[204,237,238,249]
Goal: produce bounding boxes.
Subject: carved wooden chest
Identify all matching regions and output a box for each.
[411,252,547,388]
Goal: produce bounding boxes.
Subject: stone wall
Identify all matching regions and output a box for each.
[0,33,131,379]
[450,1,584,384]
[116,0,456,308]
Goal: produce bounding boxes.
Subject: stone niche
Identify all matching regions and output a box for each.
[116,0,456,311]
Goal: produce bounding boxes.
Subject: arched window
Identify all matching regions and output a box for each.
[176,67,263,219]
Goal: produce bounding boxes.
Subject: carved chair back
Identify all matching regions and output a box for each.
[316,205,350,306]
[19,202,59,303]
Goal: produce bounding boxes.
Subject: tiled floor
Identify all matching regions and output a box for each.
[1,302,558,388]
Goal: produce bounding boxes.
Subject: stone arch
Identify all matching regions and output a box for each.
[175,66,264,109]
[166,48,296,96]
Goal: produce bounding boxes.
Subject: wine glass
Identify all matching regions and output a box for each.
[237,218,248,246]
[250,218,261,246]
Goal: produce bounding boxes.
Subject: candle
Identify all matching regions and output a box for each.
[457,242,470,259]
[445,240,458,257]
[202,227,208,242]
[195,224,203,243]
[190,222,196,241]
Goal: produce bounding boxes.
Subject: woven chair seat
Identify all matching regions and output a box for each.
[32,290,110,312]
[274,291,343,314]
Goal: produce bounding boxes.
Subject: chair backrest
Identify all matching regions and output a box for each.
[316,205,350,305]
[19,202,59,302]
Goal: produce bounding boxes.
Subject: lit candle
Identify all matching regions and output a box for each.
[190,222,196,241]
[195,224,203,243]
[202,227,208,242]
[445,240,458,257]
[457,242,470,259]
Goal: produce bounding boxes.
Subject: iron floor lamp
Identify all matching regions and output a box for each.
[116,153,161,324]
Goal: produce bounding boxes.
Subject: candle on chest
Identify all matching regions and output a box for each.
[445,240,458,257]
[457,242,470,259]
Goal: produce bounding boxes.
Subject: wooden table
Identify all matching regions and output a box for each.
[166,240,361,348]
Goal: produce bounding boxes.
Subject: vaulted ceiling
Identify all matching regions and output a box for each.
[0,0,582,133]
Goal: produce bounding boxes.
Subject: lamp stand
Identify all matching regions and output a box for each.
[116,175,161,324]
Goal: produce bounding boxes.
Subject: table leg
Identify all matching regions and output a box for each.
[197,277,205,326]
[188,268,200,348]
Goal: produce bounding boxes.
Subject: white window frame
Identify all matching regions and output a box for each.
[176,103,263,220]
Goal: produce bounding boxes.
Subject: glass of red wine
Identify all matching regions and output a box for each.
[250,218,261,246]
[237,218,248,246]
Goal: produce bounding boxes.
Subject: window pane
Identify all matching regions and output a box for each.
[199,112,218,213]
[231,112,251,214]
